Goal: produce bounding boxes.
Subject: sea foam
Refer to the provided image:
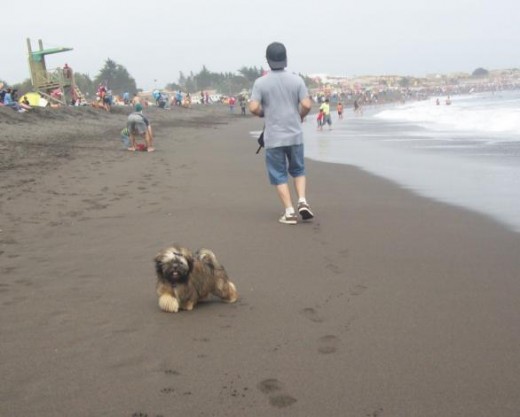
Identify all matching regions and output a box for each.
[374,92,520,137]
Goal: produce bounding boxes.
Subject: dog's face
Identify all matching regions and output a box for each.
[154,246,194,286]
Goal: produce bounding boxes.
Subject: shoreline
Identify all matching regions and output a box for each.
[302,95,520,234]
[1,105,520,416]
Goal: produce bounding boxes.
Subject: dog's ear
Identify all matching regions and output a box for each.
[154,252,165,277]
[154,249,175,275]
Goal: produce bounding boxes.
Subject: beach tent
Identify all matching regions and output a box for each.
[19,92,48,107]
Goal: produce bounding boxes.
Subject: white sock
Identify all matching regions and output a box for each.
[285,207,295,216]
[298,198,307,204]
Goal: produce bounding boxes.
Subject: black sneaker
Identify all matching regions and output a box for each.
[297,202,314,220]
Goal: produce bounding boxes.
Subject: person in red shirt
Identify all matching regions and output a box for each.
[316,109,324,130]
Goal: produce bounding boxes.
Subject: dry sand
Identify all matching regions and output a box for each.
[1,104,520,417]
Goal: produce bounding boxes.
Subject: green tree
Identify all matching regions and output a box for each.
[93,59,137,95]
[300,74,321,89]
[472,67,489,77]
[194,65,212,91]
[238,66,263,83]
[178,71,187,88]
[399,77,411,88]
[165,81,181,91]
[74,73,95,97]
[12,78,33,95]
[166,66,262,96]
[185,71,196,92]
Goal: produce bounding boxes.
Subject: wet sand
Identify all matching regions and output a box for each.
[1,104,519,417]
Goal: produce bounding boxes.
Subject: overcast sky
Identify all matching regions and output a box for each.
[2,0,519,90]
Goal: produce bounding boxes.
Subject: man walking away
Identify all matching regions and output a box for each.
[249,42,314,225]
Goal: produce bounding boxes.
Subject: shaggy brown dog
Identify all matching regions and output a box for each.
[154,245,238,313]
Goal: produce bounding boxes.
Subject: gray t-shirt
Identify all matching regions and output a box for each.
[250,70,309,148]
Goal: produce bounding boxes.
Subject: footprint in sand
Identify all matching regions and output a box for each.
[301,307,323,323]
[258,378,282,394]
[318,335,340,354]
[160,387,175,394]
[350,284,367,296]
[2,266,17,275]
[164,369,180,376]
[367,407,384,417]
[257,378,297,408]
[326,262,343,274]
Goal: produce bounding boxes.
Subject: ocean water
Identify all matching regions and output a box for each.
[302,90,520,232]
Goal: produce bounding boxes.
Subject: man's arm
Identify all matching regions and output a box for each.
[248,100,264,118]
[299,97,312,120]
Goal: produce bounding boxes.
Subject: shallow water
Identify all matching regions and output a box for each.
[302,90,520,232]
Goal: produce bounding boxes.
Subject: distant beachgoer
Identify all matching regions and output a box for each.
[337,102,344,120]
[132,93,141,106]
[446,96,452,105]
[126,103,154,152]
[104,90,113,111]
[3,88,26,112]
[183,93,192,108]
[436,98,440,105]
[228,96,236,112]
[239,95,247,115]
[97,84,106,100]
[320,98,332,130]
[96,84,110,111]
[152,89,161,106]
[0,84,6,103]
[316,109,324,130]
[175,91,183,106]
[63,63,72,79]
[353,99,363,116]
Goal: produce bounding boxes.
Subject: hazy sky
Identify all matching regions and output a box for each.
[2,0,519,90]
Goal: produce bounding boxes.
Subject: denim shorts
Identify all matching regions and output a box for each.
[323,114,332,125]
[265,144,305,185]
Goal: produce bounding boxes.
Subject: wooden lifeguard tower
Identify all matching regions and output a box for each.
[26,38,86,105]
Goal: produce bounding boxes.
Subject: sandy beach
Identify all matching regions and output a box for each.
[1,104,520,417]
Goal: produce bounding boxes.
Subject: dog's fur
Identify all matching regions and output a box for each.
[154,245,238,313]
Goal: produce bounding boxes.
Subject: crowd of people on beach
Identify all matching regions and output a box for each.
[0,83,32,112]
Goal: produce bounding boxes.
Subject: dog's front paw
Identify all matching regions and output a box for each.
[159,294,179,313]
[224,282,239,303]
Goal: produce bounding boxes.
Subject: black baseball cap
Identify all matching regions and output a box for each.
[266,42,287,70]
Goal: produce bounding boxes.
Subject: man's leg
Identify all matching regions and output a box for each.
[276,183,297,224]
[145,129,154,152]
[276,183,294,210]
[294,175,306,201]
[294,175,314,220]
[128,133,136,151]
